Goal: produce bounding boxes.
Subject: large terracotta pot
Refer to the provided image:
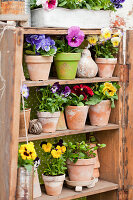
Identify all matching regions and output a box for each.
[37,111,60,133]
[54,53,81,80]
[19,109,31,137]
[42,174,65,196]
[25,55,53,81]
[95,58,117,78]
[67,159,96,181]
[56,111,67,131]
[89,100,111,126]
[77,49,98,78]
[16,167,34,200]
[65,106,89,130]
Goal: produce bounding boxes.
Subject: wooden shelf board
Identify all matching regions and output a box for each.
[23,77,120,87]
[34,180,118,200]
[19,123,119,142]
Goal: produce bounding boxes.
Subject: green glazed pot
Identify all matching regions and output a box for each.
[54,53,81,80]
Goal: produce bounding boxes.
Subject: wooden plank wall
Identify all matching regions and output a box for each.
[124,30,133,200]
[0,28,22,200]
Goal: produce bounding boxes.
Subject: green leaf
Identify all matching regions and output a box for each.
[24,164,33,172]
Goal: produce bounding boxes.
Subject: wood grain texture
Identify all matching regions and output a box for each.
[0,28,22,200]
[124,30,133,199]
[23,77,120,87]
[19,124,119,142]
[87,190,117,200]
[34,180,118,200]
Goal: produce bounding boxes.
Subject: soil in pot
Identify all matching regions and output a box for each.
[54,53,81,80]
[65,106,89,130]
[42,174,65,196]
[25,55,53,81]
[95,58,117,78]
[88,100,111,126]
[37,111,60,133]
[67,159,96,181]
[19,109,31,137]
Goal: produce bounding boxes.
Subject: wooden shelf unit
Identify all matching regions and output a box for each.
[0,27,125,200]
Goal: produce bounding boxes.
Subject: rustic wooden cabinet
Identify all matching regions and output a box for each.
[0,27,132,200]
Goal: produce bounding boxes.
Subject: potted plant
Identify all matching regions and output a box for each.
[65,84,94,130]
[16,142,37,199]
[20,84,31,137]
[87,28,122,78]
[40,140,67,196]
[30,0,125,28]
[87,82,120,126]
[24,34,57,81]
[54,26,84,80]
[37,82,70,132]
[65,141,106,181]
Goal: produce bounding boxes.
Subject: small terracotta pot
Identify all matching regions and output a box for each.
[65,106,89,130]
[42,174,65,196]
[56,111,67,131]
[37,111,60,133]
[89,100,111,126]
[67,159,96,181]
[19,109,31,137]
[95,58,117,78]
[16,167,34,200]
[25,55,53,81]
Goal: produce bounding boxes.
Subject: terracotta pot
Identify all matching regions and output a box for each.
[67,159,96,181]
[95,58,117,78]
[16,167,34,200]
[56,111,67,131]
[19,109,31,137]
[37,111,60,133]
[89,100,111,126]
[42,174,65,196]
[25,55,53,81]
[77,49,98,78]
[65,106,89,130]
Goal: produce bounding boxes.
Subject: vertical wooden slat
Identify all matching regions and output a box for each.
[0,27,23,200]
[124,30,133,200]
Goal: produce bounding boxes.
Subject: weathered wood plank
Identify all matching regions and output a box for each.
[34,180,118,200]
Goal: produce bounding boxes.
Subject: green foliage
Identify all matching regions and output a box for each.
[87,82,120,108]
[20,98,29,110]
[64,141,106,163]
[37,86,67,113]
[93,39,119,58]
[55,39,83,53]
[66,93,85,106]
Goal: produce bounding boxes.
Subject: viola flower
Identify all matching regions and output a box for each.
[72,84,94,100]
[110,0,125,8]
[66,26,85,47]
[42,142,52,152]
[102,82,117,97]
[19,142,37,161]
[101,28,112,40]
[30,35,45,50]
[87,35,98,46]
[111,37,121,47]
[113,30,123,39]
[42,0,57,10]
[51,82,61,93]
[61,86,71,97]
[34,157,40,168]
[21,84,29,99]
[51,149,62,158]
[98,34,105,44]
[54,139,63,148]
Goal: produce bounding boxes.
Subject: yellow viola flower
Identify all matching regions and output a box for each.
[111,37,121,47]
[61,146,66,153]
[98,34,105,44]
[102,83,117,97]
[51,149,62,158]
[113,30,123,39]
[56,145,62,150]
[87,35,98,46]
[42,143,52,152]
[101,28,112,40]
[19,142,37,161]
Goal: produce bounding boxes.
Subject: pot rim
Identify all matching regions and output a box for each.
[67,158,96,166]
[37,111,60,118]
[20,108,31,113]
[66,105,89,109]
[42,174,65,182]
[95,57,117,64]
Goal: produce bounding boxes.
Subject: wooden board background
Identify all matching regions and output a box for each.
[0,28,22,200]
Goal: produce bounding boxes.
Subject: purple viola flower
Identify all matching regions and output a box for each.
[21,84,29,99]
[110,0,125,8]
[41,38,51,52]
[54,139,64,148]
[66,26,85,47]
[25,34,32,44]
[30,35,45,50]
[61,86,71,97]
[51,82,61,93]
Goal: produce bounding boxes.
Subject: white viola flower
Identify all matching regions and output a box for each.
[101,27,112,40]
[36,0,43,6]
[111,37,121,47]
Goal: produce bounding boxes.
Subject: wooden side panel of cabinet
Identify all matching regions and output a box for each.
[0,28,23,200]
[124,30,133,200]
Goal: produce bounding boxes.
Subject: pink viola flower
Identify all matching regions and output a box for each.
[42,0,57,10]
[66,26,85,47]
